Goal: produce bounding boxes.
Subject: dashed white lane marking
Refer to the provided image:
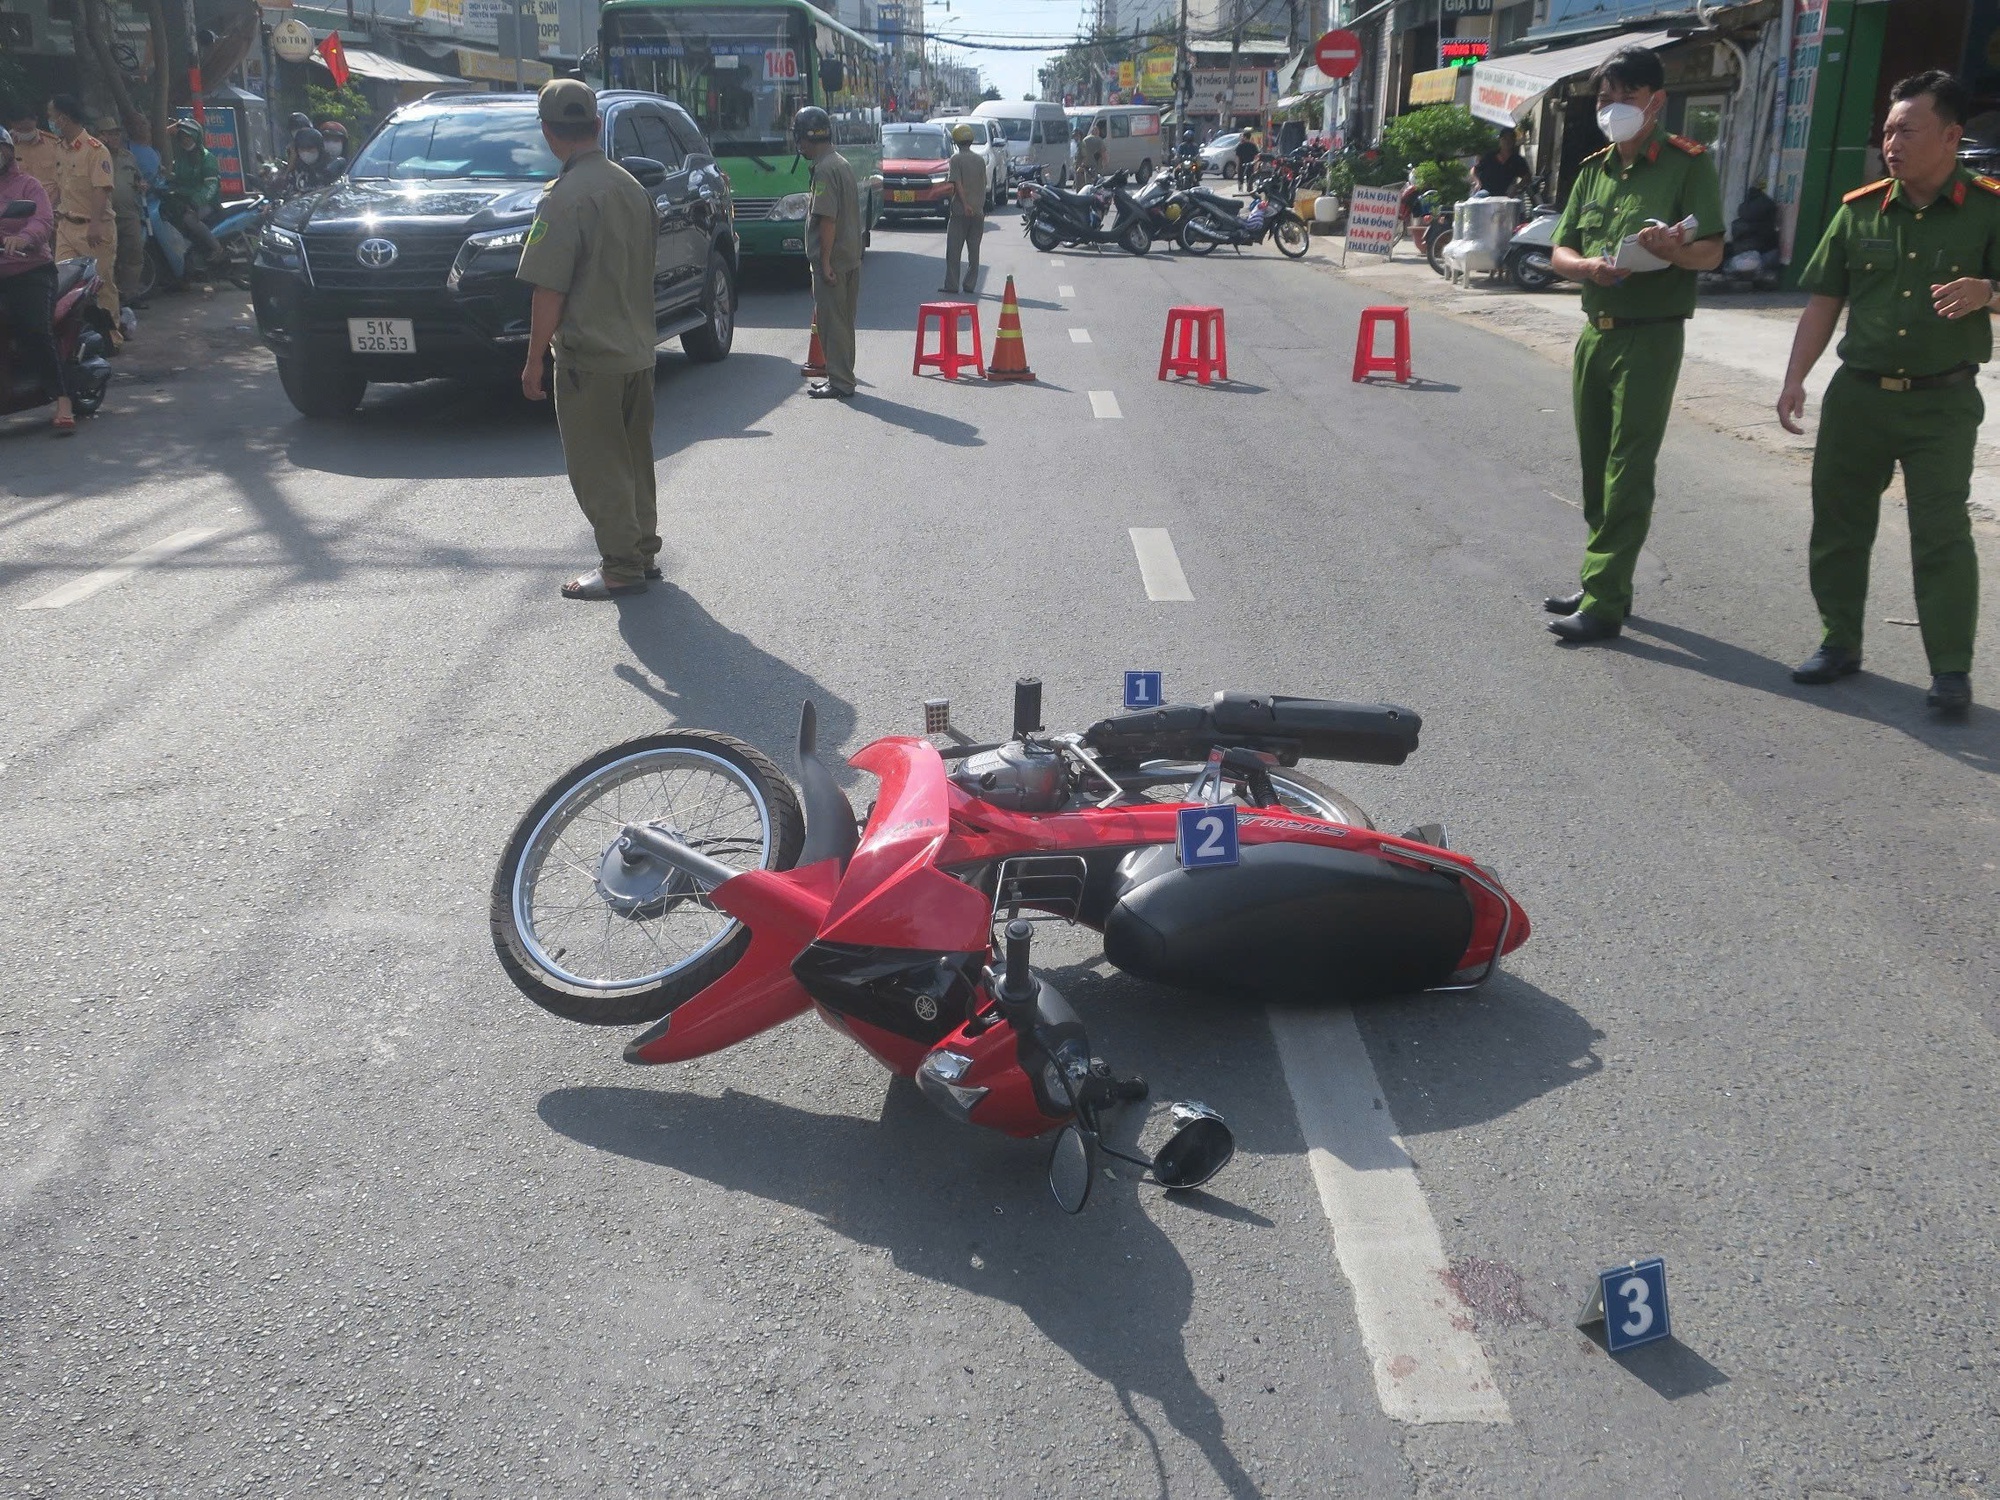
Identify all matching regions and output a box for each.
[1069,328,1092,343]
[1049,257,1065,266]
[1127,527,1192,601]
[18,527,224,611]
[1088,389,1122,419]
[1058,284,1076,298]
[1267,1003,1512,1426]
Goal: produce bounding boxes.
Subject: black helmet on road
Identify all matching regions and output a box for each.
[791,105,832,145]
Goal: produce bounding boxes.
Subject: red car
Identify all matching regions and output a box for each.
[880,122,956,222]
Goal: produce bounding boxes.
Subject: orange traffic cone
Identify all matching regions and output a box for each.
[800,312,827,379]
[986,276,1035,382]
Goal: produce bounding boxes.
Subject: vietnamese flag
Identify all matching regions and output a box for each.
[318,30,351,89]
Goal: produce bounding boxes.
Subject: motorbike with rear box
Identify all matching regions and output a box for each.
[0,198,114,420]
[491,678,1530,1212]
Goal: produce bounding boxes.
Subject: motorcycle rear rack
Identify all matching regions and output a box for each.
[990,854,1089,927]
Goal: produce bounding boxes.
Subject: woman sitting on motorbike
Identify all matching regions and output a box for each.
[0,126,75,433]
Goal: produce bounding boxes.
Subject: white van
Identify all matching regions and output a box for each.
[971,99,1073,185]
[1064,105,1166,182]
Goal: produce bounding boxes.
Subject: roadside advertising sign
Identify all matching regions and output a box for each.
[1344,183,1401,258]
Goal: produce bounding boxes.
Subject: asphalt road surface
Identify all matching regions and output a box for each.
[4,211,1998,1499]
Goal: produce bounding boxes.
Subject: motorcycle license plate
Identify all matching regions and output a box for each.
[347,317,414,354]
[891,190,916,203]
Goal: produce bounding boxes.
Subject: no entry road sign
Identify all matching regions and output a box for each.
[1314,29,1362,80]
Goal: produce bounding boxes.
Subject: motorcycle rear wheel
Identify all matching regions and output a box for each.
[1133,765,1373,828]
[1029,221,1062,252]
[490,731,805,1026]
[1178,220,1218,255]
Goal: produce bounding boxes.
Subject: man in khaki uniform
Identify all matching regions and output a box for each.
[100,118,146,312]
[1075,119,1108,187]
[46,95,117,331]
[795,105,862,400]
[516,78,662,601]
[941,123,986,295]
[4,103,59,196]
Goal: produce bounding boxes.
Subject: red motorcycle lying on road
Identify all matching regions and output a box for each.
[0,199,115,422]
[492,681,1531,1211]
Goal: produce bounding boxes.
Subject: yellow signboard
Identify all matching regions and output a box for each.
[1408,66,1460,106]
[457,46,552,83]
[1118,61,1135,89]
[1142,49,1175,89]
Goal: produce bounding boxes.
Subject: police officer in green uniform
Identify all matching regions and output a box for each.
[517,78,662,600]
[795,105,863,400]
[1778,71,1996,717]
[1545,47,1725,643]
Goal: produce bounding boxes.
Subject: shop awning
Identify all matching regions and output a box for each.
[1408,67,1462,107]
[1468,28,1676,128]
[314,48,466,86]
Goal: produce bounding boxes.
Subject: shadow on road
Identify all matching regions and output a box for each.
[539,1080,1265,1499]
[1620,617,1998,776]
[1580,1326,1732,1401]
[611,581,858,759]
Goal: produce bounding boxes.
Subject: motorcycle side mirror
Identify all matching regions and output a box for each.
[1047,1124,1095,1214]
[1151,1102,1234,1192]
[2,199,36,221]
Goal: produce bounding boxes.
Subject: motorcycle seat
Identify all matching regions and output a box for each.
[1085,691,1422,768]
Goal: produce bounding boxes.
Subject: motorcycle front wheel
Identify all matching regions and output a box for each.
[1508,248,1556,291]
[490,731,804,1026]
[1120,221,1152,256]
[1131,765,1373,828]
[1273,215,1310,259]
[1028,220,1062,252]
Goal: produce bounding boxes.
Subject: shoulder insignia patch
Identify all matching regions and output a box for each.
[1667,134,1705,155]
[1974,175,2000,198]
[525,218,548,246]
[1844,178,1892,203]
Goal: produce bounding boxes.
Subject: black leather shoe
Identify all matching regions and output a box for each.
[1791,644,1862,684]
[1547,610,1621,643]
[1927,672,1972,715]
[1543,589,1585,615]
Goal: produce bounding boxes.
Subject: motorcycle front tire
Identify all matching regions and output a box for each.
[1424,223,1450,277]
[1508,247,1557,292]
[1120,221,1152,256]
[1028,220,1062,252]
[1273,213,1310,259]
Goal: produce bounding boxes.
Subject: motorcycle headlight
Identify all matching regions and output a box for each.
[771,192,811,221]
[253,223,305,274]
[446,223,531,288]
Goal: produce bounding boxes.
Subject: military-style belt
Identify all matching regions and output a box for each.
[1590,314,1689,331]
[57,212,91,223]
[1844,363,1977,392]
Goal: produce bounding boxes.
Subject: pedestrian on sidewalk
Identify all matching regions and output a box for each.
[795,105,862,401]
[1778,71,1996,718]
[516,78,662,601]
[1473,128,1532,199]
[940,123,986,295]
[99,118,146,314]
[0,126,76,433]
[1543,46,1724,644]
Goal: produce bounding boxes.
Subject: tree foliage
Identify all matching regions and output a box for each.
[304,82,372,133]
[1380,106,1494,173]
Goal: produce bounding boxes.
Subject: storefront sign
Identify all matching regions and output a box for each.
[1441,0,1493,13]
[456,46,552,83]
[1468,61,1547,127]
[1143,49,1176,90]
[1773,0,1828,261]
[1191,67,1272,112]
[1409,67,1460,107]
[271,17,315,62]
[1345,183,1401,258]
[1439,39,1487,68]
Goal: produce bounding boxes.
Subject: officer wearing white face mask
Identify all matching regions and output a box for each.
[1543,46,1725,644]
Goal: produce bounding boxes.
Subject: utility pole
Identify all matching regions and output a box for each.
[1176,0,1190,126]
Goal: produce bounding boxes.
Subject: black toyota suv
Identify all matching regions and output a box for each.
[251,88,737,416]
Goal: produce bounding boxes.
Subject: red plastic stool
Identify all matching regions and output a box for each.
[1352,306,1412,384]
[913,301,985,380]
[1158,305,1228,384]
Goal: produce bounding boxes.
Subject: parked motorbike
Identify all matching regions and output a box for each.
[138,192,268,298]
[1128,169,1187,247]
[1020,174,1152,255]
[1177,185,1311,258]
[0,199,114,420]
[491,679,1530,1212]
[1009,161,1046,204]
[1501,202,1561,291]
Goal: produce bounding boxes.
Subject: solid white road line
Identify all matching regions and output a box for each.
[1267,1003,1511,1425]
[1089,390,1122,419]
[18,527,224,611]
[1058,284,1076,299]
[1127,527,1193,601]
[1069,328,1092,343]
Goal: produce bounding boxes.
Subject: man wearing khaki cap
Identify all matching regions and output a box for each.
[517,77,662,600]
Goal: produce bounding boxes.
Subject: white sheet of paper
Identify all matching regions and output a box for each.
[1613,215,1702,273]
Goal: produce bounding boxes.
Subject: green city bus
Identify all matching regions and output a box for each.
[601,0,884,261]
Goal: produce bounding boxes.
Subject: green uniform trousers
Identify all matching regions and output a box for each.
[944,213,983,293]
[811,263,861,395]
[1810,366,1980,675]
[553,363,659,585]
[1571,321,1685,624]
